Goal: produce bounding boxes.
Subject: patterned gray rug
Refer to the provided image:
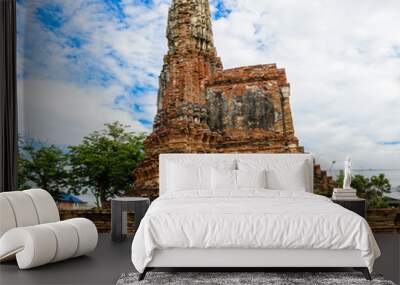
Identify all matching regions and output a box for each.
[116,272,396,285]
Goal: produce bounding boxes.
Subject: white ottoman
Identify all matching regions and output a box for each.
[0,189,98,269]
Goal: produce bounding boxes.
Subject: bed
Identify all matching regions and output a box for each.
[131,154,380,281]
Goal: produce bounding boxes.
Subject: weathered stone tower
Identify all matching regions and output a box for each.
[133,0,334,198]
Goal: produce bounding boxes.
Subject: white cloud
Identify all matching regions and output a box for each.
[20,79,148,146]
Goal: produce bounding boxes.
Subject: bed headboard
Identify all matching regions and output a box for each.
[159,153,314,196]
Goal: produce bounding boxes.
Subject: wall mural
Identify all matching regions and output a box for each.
[16,0,400,230]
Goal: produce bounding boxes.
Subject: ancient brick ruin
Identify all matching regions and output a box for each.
[132,0,335,199]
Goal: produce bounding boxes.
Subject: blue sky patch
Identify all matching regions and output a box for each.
[379,141,400,145]
[139,118,153,126]
[131,103,144,113]
[35,4,66,32]
[130,85,157,96]
[114,95,125,105]
[104,0,127,20]
[393,46,400,58]
[212,0,231,20]
[67,37,85,49]
[135,0,153,7]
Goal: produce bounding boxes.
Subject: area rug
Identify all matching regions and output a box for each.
[116,272,396,285]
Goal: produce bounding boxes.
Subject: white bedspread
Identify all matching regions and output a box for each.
[131,190,380,273]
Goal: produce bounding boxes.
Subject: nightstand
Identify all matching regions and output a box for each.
[111,197,150,242]
[332,198,366,218]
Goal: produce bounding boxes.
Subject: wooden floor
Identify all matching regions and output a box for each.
[0,234,399,285]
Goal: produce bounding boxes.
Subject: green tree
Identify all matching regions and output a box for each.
[335,171,390,208]
[17,155,29,190]
[18,139,70,199]
[370,174,391,194]
[69,122,145,208]
[368,195,390,208]
[352,175,372,196]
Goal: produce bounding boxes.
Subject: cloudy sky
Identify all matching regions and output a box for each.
[16,0,400,170]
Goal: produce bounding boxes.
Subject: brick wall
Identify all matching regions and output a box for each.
[60,209,136,234]
[368,208,400,233]
[60,207,400,234]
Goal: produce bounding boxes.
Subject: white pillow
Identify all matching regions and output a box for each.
[238,159,308,191]
[168,163,211,191]
[211,168,237,191]
[236,169,267,189]
[266,162,307,191]
[267,162,307,192]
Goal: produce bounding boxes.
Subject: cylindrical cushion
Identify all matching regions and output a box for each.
[0,226,57,269]
[42,221,79,262]
[0,218,97,269]
[0,192,39,227]
[24,189,60,224]
[0,196,17,238]
[65,218,98,257]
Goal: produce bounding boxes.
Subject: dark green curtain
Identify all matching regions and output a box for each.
[0,0,17,192]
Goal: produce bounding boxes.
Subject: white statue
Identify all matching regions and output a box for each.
[343,156,352,190]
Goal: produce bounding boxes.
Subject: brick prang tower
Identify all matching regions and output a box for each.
[132,0,334,199]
